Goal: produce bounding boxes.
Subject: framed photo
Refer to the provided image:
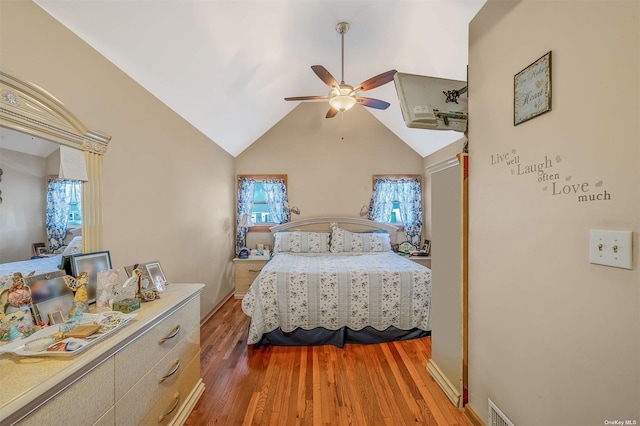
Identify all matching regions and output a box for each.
[145,262,167,289]
[59,255,73,275]
[514,51,552,125]
[71,251,112,304]
[125,261,166,291]
[32,242,46,256]
[422,239,431,256]
[24,271,70,304]
[48,310,65,325]
[36,295,74,325]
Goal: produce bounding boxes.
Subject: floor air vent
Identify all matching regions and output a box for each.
[488,399,515,426]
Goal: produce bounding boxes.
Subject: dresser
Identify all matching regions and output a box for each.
[0,283,205,425]
[232,258,267,299]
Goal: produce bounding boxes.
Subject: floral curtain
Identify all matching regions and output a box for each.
[396,178,423,246]
[262,179,290,225]
[367,177,423,246]
[236,177,256,252]
[46,179,72,251]
[367,178,397,223]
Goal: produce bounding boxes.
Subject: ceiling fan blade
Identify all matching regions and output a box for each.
[326,107,339,118]
[357,97,391,110]
[284,95,329,101]
[311,65,339,88]
[355,70,398,92]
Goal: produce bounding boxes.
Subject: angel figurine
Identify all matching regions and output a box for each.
[7,271,35,308]
[64,271,89,317]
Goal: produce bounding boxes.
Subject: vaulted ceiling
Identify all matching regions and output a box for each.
[34,0,485,158]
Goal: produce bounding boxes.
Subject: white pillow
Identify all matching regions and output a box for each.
[329,225,392,253]
[273,231,330,253]
[61,236,83,255]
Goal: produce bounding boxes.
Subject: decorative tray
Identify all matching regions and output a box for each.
[0,311,136,357]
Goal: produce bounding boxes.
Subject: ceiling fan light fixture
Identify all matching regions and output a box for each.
[329,87,357,111]
[329,94,356,112]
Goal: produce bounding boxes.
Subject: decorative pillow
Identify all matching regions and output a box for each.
[61,236,83,255]
[329,225,392,253]
[273,231,330,253]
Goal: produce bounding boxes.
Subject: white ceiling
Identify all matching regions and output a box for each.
[0,126,59,157]
[34,0,485,158]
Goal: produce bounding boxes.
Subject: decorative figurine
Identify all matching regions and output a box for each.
[64,271,90,317]
[7,271,34,308]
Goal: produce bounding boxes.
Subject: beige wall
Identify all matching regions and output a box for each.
[468,1,639,424]
[0,148,47,262]
[235,101,425,247]
[0,1,237,318]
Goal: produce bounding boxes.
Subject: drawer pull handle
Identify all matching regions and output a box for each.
[248,269,262,273]
[158,324,180,344]
[158,359,181,383]
[158,392,180,422]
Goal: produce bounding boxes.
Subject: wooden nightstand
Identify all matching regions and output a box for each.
[406,255,431,268]
[232,257,268,299]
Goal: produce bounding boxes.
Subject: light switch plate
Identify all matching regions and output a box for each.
[589,230,633,269]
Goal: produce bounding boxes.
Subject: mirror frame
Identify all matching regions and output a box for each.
[0,69,111,253]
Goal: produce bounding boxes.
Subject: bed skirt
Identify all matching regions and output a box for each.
[252,326,431,348]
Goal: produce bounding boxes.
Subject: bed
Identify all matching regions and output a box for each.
[0,237,83,292]
[241,217,432,347]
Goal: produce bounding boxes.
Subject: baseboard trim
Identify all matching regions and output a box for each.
[170,378,205,426]
[464,404,485,426]
[426,359,462,408]
[200,290,234,326]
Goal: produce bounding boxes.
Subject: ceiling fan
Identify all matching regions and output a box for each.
[285,22,397,118]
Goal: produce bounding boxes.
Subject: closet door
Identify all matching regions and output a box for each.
[427,153,468,408]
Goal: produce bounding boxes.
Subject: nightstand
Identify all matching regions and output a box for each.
[232,257,268,299]
[406,255,431,268]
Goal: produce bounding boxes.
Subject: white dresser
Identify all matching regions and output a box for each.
[0,283,205,425]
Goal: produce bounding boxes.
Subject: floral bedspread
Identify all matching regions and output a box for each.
[241,252,432,345]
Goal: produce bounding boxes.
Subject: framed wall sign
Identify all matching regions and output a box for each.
[514,51,552,125]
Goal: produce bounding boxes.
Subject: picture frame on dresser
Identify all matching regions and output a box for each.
[36,295,74,325]
[32,242,46,256]
[145,262,167,290]
[124,260,166,292]
[71,251,112,304]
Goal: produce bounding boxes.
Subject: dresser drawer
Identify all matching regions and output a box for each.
[235,261,265,278]
[114,334,199,425]
[140,352,201,425]
[18,358,114,426]
[114,296,200,400]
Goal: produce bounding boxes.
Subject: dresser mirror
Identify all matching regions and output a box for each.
[0,69,111,265]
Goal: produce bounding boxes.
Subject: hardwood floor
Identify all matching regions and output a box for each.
[186,297,469,426]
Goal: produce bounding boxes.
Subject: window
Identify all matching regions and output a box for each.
[250,182,272,225]
[369,175,423,246]
[67,181,82,226]
[237,174,289,233]
[370,175,422,224]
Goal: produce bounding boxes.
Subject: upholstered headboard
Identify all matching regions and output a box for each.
[270,217,398,235]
